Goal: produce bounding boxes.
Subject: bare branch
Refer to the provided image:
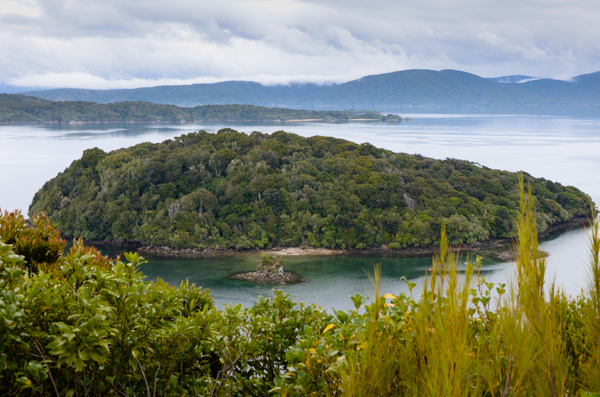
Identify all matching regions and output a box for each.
[167,201,182,220]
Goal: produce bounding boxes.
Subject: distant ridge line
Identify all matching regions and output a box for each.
[14,69,600,109]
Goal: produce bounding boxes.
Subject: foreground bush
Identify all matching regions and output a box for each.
[1,178,600,396]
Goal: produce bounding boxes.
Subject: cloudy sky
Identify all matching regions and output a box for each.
[1,0,599,89]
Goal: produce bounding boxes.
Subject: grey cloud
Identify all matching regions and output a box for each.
[1,0,599,88]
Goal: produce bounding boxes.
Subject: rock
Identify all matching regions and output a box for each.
[495,249,550,262]
[230,254,304,285]
[230,269,304,285]
[403,193,416,210]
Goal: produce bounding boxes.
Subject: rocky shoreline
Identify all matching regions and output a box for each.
[229,270,305,285]
[85,215,590,263]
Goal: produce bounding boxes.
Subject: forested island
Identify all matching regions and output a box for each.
[29,129,589,252]
[0,94,403,123]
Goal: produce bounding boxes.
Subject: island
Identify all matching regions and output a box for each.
[29,129,590,254]
[0,94,406,124]
[230,254,303,285]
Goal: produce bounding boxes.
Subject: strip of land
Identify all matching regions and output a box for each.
[0,94,406,124]
[125,216,590,262]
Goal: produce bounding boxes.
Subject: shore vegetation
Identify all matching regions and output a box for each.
[0,94,402,124]
[1,179,600,395]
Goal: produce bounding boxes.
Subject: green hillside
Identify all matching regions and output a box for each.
[0,94,400,123]
[21,69,600,108]
[29,129,589,250]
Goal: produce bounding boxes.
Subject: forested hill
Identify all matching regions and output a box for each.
[29,130,589,250]
[0,94,401,123]
[21,69,600,108]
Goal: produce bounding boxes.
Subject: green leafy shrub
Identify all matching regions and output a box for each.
[0,209,65,273]
[0,211,217,396]
[2,176,600,396]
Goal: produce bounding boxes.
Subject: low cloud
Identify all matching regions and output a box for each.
[2,0,599,89]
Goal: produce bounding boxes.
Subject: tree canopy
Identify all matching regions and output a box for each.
[0,94,401,123]
[29,129,590,250]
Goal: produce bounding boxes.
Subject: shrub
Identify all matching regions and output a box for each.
[0,209,65,274]
[1,177,599,396]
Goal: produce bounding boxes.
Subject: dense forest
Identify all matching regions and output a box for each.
[0,94,401,123]
[1,198,600,395]
[29,129,590,250]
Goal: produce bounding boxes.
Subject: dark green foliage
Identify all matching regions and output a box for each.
[29,130,590,250]
[0,94,401,123]
[2,203,600,396]
[0,239,217,396]
[0,214,330,396]
[0,209,65,274]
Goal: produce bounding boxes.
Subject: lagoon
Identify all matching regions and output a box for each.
[90,224,591,310]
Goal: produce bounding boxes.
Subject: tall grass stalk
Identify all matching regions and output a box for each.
[338,264,407,396]
[338,175,600,396]
[413,224,476,396]
[579,204,600,392]
[512,175,569,395]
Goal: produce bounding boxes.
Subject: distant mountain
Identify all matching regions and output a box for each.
[487,75,541,84]
[0,94,402,124]
[0,83,49,94]
[18,69,600,109]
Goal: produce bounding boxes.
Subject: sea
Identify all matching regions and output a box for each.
[1,106,599,309]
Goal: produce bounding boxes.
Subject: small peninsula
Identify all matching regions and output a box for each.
[29,129,590,252]
[0,94,404,124]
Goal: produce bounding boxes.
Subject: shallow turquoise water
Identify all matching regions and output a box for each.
[98,247,500,311]
[90,223,592,311]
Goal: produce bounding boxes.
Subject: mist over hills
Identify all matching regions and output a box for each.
[17,69,600,109]
[0,83,47,95]
[486,75,541,84]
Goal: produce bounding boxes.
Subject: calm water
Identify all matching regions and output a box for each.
[1,108,598,308]
[89,224,591,310]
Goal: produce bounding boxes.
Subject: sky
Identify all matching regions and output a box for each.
[1,0,599,90]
